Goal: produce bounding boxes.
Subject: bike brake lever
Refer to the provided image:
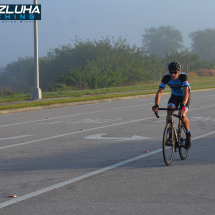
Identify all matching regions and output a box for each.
[154,112,159,118]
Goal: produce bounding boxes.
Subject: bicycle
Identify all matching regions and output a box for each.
[155,108,188,166]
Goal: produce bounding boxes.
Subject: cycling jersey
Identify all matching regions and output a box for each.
[159,72,189,96]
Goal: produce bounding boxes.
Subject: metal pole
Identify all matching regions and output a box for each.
[32,0,42,99]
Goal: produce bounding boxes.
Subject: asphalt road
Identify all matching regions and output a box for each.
[0,90,215,214]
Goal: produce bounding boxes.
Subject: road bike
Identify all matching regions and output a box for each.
[155,108,188,166]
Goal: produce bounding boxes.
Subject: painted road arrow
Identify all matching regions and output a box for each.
[83,134,153,141]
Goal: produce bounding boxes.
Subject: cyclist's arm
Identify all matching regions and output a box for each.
[182,86,189,105]
[155,87,164,106]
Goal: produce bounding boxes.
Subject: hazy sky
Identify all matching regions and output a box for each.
[1,0,215,68]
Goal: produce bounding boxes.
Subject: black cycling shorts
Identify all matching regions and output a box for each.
[168,93,191,110]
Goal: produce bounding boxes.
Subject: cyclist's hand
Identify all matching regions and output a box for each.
[152,105,159,112]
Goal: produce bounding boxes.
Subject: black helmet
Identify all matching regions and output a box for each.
[168,62,181,71]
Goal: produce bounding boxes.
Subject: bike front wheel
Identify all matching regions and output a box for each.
[163,123,175,166]
[179,125,188,160]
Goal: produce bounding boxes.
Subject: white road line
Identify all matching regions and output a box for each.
[0,135,31,140]
[0,103,156,128]
[0,93,212,128]
[0,149,162,209]
[192,131,215,140]
[0,130,214,209]
[83,134,153,141]
[0,115,166,150]
[1,102,215,150]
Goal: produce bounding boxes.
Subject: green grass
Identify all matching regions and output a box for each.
[189,77,215,85]
[0,76,215,111]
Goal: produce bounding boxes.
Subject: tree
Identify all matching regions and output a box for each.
[142,26,184,57]
[189,28,215,61]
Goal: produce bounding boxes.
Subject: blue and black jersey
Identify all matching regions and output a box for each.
[159,72,190,96]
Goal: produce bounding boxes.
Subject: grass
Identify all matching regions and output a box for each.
[0,76,215,111]
[189,76,215,86]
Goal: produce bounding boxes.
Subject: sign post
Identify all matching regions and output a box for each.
[32,0,42,99]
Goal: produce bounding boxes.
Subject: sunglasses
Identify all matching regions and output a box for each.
[170,71,178,75]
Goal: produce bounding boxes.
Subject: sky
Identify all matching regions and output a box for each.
[1,0,215,68]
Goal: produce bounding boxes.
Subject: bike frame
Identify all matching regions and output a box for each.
[156,108,181,147]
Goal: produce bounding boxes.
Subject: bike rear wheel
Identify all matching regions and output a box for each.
[163,123,175,166]
[179,125,188,160]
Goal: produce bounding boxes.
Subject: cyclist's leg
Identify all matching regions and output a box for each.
[177,93,190,129]
[166,95,177,145]
[178,96,191,149]
[178,109,189,129]
[166,104,175,123]
[166,94,176,124]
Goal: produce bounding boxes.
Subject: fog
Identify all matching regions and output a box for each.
[1,0,215,68]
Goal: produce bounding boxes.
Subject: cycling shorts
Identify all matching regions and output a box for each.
[167,93,191,110]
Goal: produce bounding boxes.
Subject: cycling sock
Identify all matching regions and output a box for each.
[186,130,191,137]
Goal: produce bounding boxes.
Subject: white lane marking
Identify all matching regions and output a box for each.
[154,120,166,123]
[83,134,153,141]
[190,117,215,122]
[0,149,162,209]
[0,93,213,128]
[67,118,122,125]
[43,103,215,125]
[0,97,215,150]
[192,131,215,140]
[0,115,165,150]
[1,101,215,150]
[36,118,122,125]
[0,92,209,128]
[0,130,214,209]
[0,135,31,140]
[0,103,155,128]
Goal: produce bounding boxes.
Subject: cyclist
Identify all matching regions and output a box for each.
[152,62,192,149]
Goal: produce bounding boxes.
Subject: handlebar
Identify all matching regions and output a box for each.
[154,108,180,118]
[158,108,180,111]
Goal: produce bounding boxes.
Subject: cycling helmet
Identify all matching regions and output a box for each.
[168,62,181,71]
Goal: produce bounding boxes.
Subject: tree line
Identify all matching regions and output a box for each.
[1,26,215,93]
[142,26,215,61]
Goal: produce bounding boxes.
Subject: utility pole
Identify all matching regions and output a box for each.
[32,0,42,99]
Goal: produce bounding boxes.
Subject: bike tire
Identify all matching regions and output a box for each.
[163,123,175,166]
[179,125,188,160]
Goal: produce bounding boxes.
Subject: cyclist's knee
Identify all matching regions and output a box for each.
[168,105,175,109]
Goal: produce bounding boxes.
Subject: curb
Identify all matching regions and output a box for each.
[0,88,214,115]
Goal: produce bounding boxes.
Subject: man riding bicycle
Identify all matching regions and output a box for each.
[153,62,192,149]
